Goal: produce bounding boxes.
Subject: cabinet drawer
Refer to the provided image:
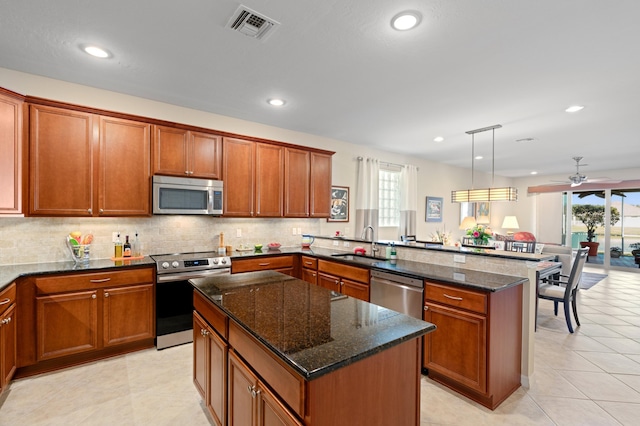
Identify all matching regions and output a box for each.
[0,283,16,315]
[232,256,294,274]
[301,256,317,270]
[194,290,228,339]
[425,282,487,315]
[317,260,369,284]
[229,321,304,417]
[35,268,155,294]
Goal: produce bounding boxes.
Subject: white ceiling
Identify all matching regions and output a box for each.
[1,0,639,179]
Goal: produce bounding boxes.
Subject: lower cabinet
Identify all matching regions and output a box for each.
[0,283,17,395]
[300,256,318,285]
[423,280,522,410]
[317,259,370,301]
[194,311,227,426]
[17,268,155,376]
[229,350,302,426]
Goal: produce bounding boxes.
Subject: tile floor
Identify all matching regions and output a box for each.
[1,266,639,425]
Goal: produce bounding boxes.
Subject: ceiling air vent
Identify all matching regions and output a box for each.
[226,5,280,41]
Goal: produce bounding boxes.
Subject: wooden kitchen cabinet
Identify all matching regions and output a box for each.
[300,256,318,285]
[194,311,227,426]
[152,125,222,179]
[0,283,17,395]
[423,280,522,410]
[255,143,284,217]
[309,152,332,218]
[28,104,151,216]
[17,267,155,375]
[0,89,24,216]
[231,255,295,276]
[229,350,302,426]
[283,148,332,218]
[317,259,370,301]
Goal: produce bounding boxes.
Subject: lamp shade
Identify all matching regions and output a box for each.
[502,216,520,230]
[459,216,477,230]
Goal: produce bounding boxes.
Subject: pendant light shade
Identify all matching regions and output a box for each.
[451,125,518,203]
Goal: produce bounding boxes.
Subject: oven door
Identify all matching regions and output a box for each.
[155,268,229,349]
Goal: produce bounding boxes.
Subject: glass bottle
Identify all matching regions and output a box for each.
[114,232,123,258]
[123,235,132,257]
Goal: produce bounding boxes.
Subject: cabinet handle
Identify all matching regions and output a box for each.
[258,263,270,266]
[304,261,313,265]
[443,293,463,301]
[99,209,104,214]
[1,317,11,325]
[0,298,10,305]
[104,292,109,297]
[89,278,111,283]
[185,171,189,175]
[424,306,429,311]
[91,294,97,299]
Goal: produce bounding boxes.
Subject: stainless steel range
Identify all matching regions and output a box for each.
[151,251,231,349]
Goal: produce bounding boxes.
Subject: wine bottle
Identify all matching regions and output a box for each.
[123,235,132,257]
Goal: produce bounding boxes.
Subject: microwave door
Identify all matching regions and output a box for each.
[155,183,210,215]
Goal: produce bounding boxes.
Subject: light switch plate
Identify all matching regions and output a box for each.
[333,240,339,246]
[343,241,350,247]
[453,254,466,263]
[292,228,297,235]
[236,228,242,237]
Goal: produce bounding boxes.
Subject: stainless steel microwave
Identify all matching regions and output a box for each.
[152,175,223,215]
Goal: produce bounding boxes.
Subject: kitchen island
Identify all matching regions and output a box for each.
[190,270,435,425]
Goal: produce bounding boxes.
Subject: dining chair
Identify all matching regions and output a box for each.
[537,247,589,333]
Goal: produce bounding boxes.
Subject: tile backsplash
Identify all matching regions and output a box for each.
[0,216,323,265]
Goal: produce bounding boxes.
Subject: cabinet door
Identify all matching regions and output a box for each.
[228,351,258,426]
[190,131,222,179]
[301,268,317,285]
[257,384,303,426]
[99,116,151,216]
[152,125,189,176]
[36,290,99,360]
[423,302,487,393]
[341,278,369,301]
[255,143,283,217]
[0,91,23,215]
[283,148,309,217]
[309,152,332,218]
[103,283,154,347]
[193,313,209,399]
[1,303,16,392]
[317,273,340,293]
[29,105,95,216]
[223,137,255,217]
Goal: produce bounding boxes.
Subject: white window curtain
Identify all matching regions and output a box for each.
[355,157,380,239]
[398,164,418,239]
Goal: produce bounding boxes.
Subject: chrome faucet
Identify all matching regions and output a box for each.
[361,225,379,256]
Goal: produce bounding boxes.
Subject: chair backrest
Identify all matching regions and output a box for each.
[505,240,536,253]
[542,244,573,276]
[565,247,589,298]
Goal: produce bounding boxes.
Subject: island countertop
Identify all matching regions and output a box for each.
[190,270,435,380]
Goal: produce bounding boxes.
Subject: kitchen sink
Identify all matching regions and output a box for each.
[331,253,381,266]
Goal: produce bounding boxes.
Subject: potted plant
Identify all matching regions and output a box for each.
[572,204,620,256]
[610,247,622,258]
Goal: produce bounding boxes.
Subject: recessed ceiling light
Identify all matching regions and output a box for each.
[82,45,111,58]
[475,156,483,160]
[565,105,584,113]
[530,171,538,175]
[267,98,286,107]
[391,11,421,31]
[433,136,444,143]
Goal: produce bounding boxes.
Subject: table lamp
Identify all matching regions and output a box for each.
[502,216,519,236]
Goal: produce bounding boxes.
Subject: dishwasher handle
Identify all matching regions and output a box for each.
[370,270,423,288]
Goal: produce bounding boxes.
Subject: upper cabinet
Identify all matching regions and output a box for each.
[28,104,151,216]
[284,149,332,218]
[310,152,332,217]
[152,125,222,179]
[0,89,24,216]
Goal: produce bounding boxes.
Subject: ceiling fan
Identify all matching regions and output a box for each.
[553,157,620,187]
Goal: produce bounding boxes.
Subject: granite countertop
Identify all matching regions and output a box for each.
[230,246,528,292]
[0,257,156,291]
[191,270,435,380]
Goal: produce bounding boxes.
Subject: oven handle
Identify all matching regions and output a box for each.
[156,268,231,282]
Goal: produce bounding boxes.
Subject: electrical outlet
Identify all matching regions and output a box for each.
[343,241,350,247]
[453,254,466,263]
[453,272,466,281]
[297,227,302,234]
[112,232,119,243]
[292,228,297,235]
[333,240,339,246]
[236,228,242,238]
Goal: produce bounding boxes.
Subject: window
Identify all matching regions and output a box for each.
[379,169,400,226]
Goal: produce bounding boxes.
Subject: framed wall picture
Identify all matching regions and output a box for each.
[328,186,349,222]
[460,202,476,225]
[475,202,491,224]
[426,196,443,222]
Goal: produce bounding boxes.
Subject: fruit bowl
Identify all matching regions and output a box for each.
[267,242,281,250]
[66,236,91,263]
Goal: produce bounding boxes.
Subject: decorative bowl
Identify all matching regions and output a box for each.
[267,242,281,250]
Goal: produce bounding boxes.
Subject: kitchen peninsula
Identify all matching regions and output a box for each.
[190,270,435,425]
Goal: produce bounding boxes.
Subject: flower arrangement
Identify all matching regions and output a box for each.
[466,225,492,245]
[431,229,451,245]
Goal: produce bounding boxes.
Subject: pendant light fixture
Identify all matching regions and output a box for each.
[451,124,518,203]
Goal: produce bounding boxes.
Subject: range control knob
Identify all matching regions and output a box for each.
[172,261,179,268]
[212,258,219,264]
[161,262,170,269]
[221,258,227,264]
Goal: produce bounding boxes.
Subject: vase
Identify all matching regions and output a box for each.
[473,238,484,246]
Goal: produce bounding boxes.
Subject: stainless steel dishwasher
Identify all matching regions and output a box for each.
[370,270,424,319]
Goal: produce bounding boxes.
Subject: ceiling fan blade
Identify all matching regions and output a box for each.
[571,181,582,187]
